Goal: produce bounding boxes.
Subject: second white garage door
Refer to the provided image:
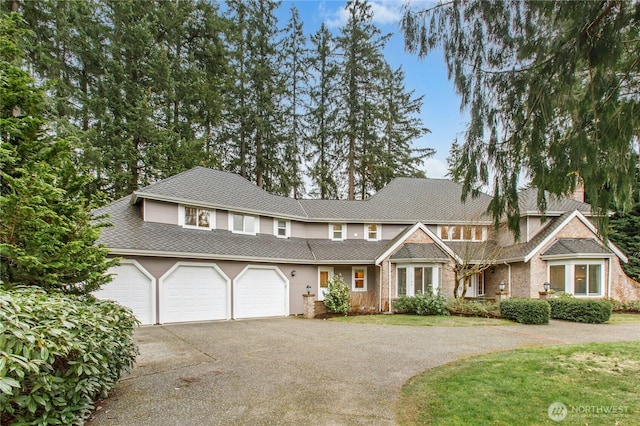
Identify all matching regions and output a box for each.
[159,262,231,323]
[234,265,289,319]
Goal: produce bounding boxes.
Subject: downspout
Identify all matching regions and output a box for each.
[388,259,392,313]
[378,263,383,312]
[607,258,612,298]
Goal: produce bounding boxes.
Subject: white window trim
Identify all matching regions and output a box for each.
[352,266,367,292]
[365,224,381,241]
[273,218,291,239]
[229,213,260,235]
[547,260,605,297]
[179,205,214,230]
[396,264,440,297]
[329,223,346,241]
[317,266,334,301]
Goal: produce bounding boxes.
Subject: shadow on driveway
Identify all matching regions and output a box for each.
[88,318,639,425]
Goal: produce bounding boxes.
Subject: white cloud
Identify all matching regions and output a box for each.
[321,0,403,29]
[424,157,449,179]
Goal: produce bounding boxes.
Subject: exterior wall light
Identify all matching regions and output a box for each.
[306,285,311,294]
[291,270,296,277]
[499,281,505,292]
[543,282,551,292]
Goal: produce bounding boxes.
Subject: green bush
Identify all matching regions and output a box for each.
[393,289,449,316]
[0,286,139,425]
[548,298,612,323]
[500,298,550,324]
[323,275,350,315]
[607,298,640,313]
[447,298,500,318]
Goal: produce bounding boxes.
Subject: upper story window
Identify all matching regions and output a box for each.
[274,219,290,238]
[440,225,486,241]
[180,206,213,230]
[330,223,346,241]
[230,213,259,235]
[365,224,381,241]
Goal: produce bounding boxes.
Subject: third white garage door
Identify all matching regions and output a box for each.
[234,265,289,319]
[159,262,230,323]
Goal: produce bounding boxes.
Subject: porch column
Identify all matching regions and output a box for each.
[303,293,316,319]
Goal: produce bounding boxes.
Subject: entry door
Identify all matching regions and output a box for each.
[318,267,334,301]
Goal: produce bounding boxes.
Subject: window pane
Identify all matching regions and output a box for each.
[451,226,461,240]
[474,227,483,241]
[440,226,449,240]
[463,226,472,240]
[575,265,587,295]
[198,210,210,228]
[397,268,407,296]
[424,267,433,293]
[549,265,565,293]
[368,224,377,240]
[245,216,255,233]
[414,268,423,294]
[354,269,365,289]
[320,271,329,289]
[185,207,197,226]
[477,273,485,295]
[333,224,342,239]
[278,220,287,236]
[233,214,243,232]
[588,265,601,295]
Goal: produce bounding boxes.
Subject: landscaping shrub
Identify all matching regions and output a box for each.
[323,275,350,315]
[0,286,139,425]
[447,298,500,318]
[607,298,640,313]
[500,298,550,324]
[393,289,449,316]
[548,298,612,323]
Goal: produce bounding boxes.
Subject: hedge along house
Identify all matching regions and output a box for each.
[94,167,639,324]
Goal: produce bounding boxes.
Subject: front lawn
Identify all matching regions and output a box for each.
[397,341,640,425]
[607,313,640,324]
[329,314,515,327]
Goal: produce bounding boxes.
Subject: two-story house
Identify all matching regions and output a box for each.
[94,167,638,324]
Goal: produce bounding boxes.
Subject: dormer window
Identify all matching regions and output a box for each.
[274,219,290,238]
[230,213,259,235]
[330,223,346,241]
[180,206,213,230]
[365,224,381,241]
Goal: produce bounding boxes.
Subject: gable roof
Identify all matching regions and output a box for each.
[390,243,450,262]
[375,222,460,264]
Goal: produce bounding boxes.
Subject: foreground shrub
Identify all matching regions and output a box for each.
[548,298,612,323]
[323,275,350,315]
[607,298,640,313]
[500,298,550,324]
[393,289,449,316]
[0,286,139,425]
[447,298,500,318]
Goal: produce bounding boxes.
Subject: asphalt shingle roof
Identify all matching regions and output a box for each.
[390,243,450,261]
[518,188,591,215]
[541,238,611,257]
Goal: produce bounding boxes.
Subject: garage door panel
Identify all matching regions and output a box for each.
[234,267,288,319]
[93,262,156,325]
[160,263,230,323]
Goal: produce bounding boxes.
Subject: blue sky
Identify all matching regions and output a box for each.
[274,0,468,179]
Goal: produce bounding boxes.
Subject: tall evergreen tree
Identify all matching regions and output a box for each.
[0,13,115,293]
[306,24,343,199]
[402,0,640,238]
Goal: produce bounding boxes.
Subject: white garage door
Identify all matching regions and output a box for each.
[159,262,230,323]
[234,266,289,319]
[93,261,156,325]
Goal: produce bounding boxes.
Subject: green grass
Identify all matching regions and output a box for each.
[607,313,640,324]
[397,341,640,425]
[329,314,516,327]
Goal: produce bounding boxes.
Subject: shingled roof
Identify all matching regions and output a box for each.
[390,243,450,262]
[541,238,612,258]
[518,187,591,215]
[130,167,494,224]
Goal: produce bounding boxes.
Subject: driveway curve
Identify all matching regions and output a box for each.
[88,318,639,425]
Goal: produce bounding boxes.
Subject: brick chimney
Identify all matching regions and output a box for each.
[571,177,585,203]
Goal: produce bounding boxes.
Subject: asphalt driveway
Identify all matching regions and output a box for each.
[88,318,639,425]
